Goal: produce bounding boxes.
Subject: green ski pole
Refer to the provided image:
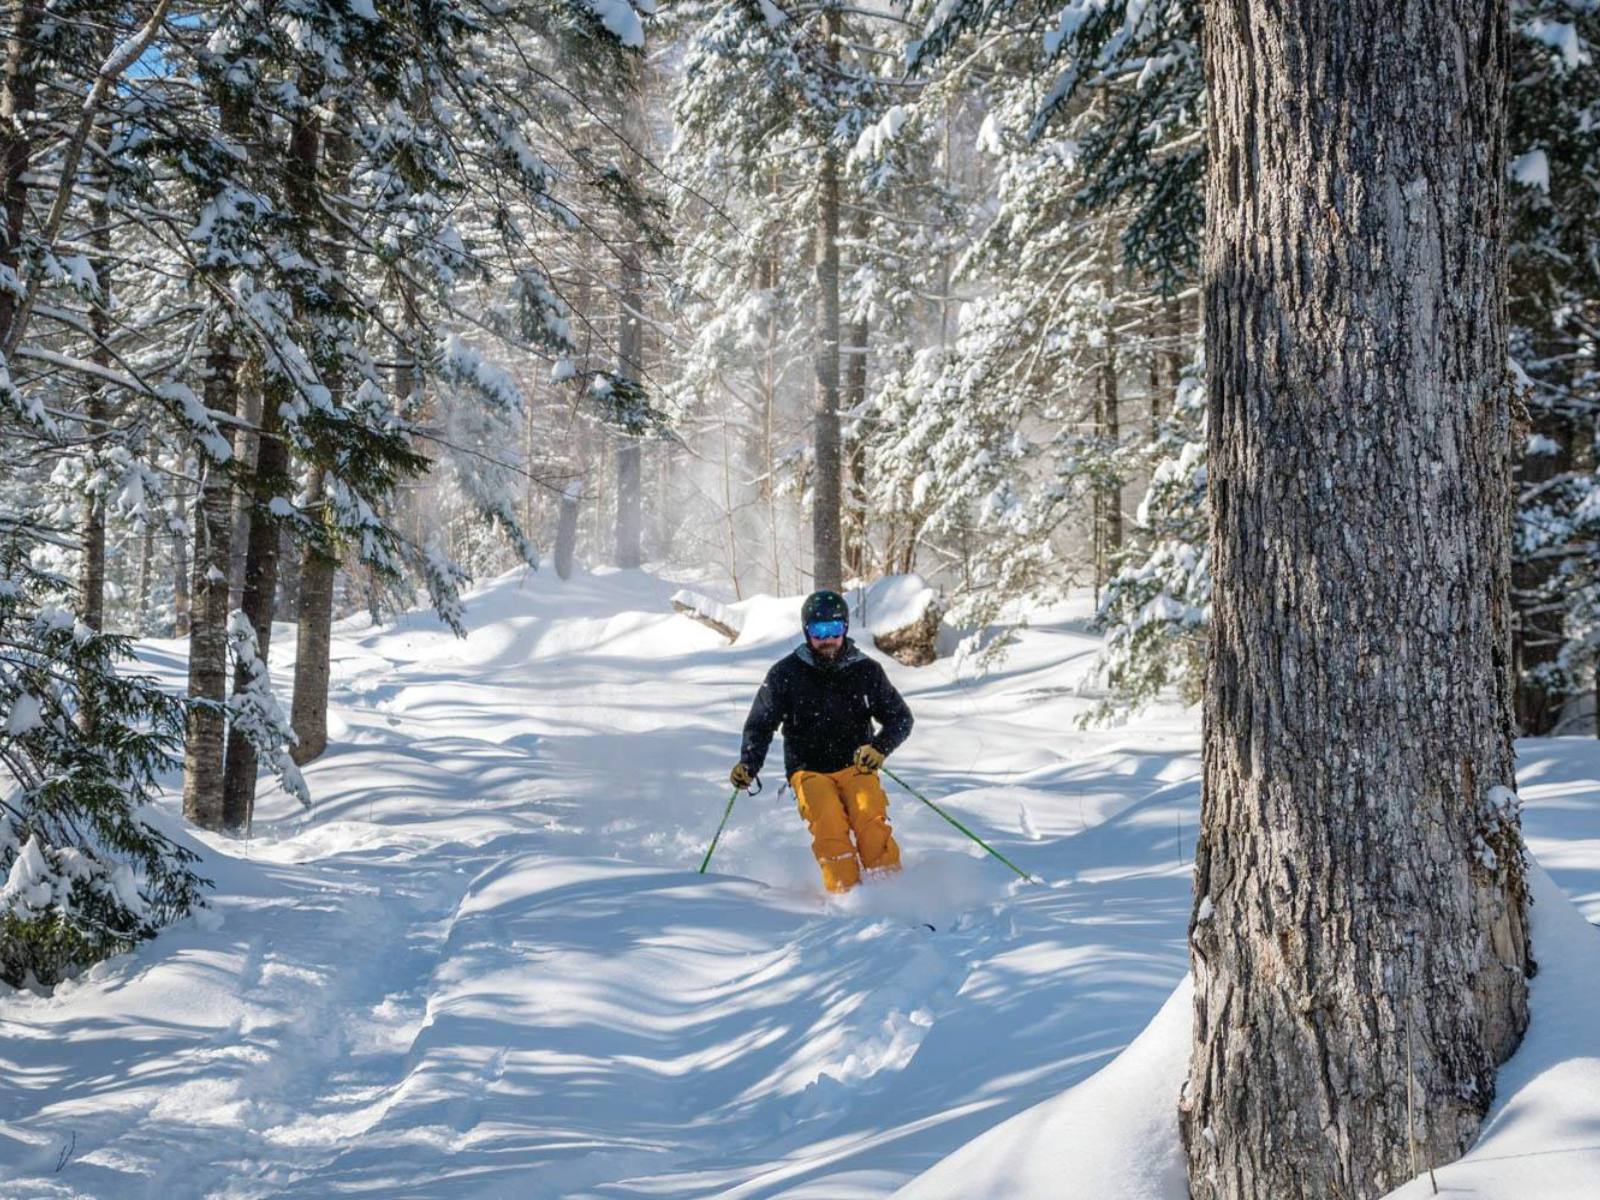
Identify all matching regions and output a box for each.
[698,788,741,874]
[881,765,1038,884]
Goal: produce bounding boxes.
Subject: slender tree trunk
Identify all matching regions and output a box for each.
[289,121,354,767]
[554,481,581,580]
[811,7,844,592]
[1184,3,1531,1197]
[842,201,870,582]
[289,465,335,765]
[80,189,112,631]
[137,521,153,627]
[228,381,261,610]
[614,62,646,570]
[0,0,42,350]
[1097,307,1122,592]
[172,504,190,636]
[759,214,782,590]
[221,108,319,828]
[1510,384,1574,734]
[219,374,290,829]
[181,337,238,831]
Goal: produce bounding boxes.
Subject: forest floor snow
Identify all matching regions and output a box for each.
[1,566,1597,1199]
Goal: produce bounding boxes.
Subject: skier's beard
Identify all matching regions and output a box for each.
[811,638,843,663]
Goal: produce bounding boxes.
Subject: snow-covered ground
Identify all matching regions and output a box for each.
[2,567,1597,1199]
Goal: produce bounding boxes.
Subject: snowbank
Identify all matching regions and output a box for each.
[853,574,938,638]
[897,860,1600,1200]
[893,979,1190,1200]
[1385,863,1600,1199]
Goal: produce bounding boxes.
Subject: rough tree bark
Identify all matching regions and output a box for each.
[810,5,844,592]
[180,336,238,831]
[1183,3,1532,1198]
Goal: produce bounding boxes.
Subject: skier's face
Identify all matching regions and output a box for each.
[808,630,844,660]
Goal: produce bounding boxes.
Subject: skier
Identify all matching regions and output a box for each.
[730,590,914,893]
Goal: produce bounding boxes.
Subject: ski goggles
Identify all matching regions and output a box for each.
[805,619,847,640]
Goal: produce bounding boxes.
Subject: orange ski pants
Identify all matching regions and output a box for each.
[791,766,901,893]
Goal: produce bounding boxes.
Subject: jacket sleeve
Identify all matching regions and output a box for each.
[867,663,914,757]
[739,664,784,775]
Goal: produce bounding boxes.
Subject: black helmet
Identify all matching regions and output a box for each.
[801,589,849,628]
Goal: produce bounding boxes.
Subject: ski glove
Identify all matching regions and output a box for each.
[852,744,885,771]
[730,762,755,790]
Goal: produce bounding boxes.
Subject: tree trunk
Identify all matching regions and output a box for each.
[810,8,844,592]
[221,108,319,829]
[554,482,581,579]
[228,378,261,611]
[219,375,290,829]
[289,120,353,767]
[290,465,335,765]
[614,62,646,570]
[0,0,42,350]
[1184,4,1531,1198]
[137,521,153,628]
[1510,380,1574,734]
[172,501,190,636]
[181,338,238,831]
[842,201,870,583]
[79,189,111,631]
[1097,304,1122,593]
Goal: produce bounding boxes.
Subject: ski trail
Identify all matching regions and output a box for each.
[2,571,1200,1198]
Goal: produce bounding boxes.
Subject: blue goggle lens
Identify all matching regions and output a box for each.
[806,619,847,640]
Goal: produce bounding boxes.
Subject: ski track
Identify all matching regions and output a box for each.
[3,567,1595,1199]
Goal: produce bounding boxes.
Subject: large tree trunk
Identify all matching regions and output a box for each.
[810,7,844,593]
[1184,3,1532,1198]
[181,338,238,831]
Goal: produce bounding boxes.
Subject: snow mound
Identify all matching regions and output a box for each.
[854,573,938,636]
[897,859,1600,1200]
[1385,863,1600,1199]
[729,592,808,647]
[895,977,1189,1200]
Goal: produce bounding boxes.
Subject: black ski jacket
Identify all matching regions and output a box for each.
[739,640,914,780]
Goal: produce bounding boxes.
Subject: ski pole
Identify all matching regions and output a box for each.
[881,765,1038,884]
[698,789,739,874]
[698,776,759,874]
